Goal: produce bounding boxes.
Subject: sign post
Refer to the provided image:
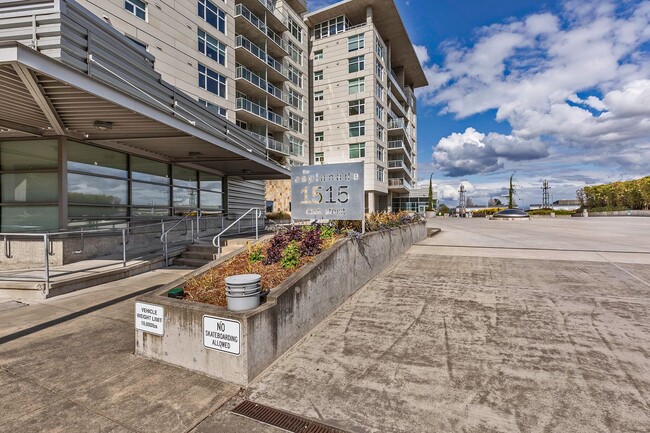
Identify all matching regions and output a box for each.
[290,162,364,221]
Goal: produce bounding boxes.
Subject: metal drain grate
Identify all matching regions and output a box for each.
[231,400,348,433]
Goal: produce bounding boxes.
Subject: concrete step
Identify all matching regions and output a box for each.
[173,257,211,267]
[181,250,216,260]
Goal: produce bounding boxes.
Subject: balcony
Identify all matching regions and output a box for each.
[284,0,307,14]
[238,0,288,32]
[235,35,288,82]
[246,131,291,156]
[388,88,407,117]
[388,178,411,192]
[235,4,288,58]
[388,69,408,103]
[388,160,414,181]
[388,118,414,151]
[235,65,288,106]
[236,97,288,132]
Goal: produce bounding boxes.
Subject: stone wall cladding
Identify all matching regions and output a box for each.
[135,221,426,386]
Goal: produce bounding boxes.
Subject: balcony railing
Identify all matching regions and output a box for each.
[388,178,411,190]
[235,35,287,78]
[388,118,406,130]
[388,160,407,169]
[388,139,404,149]
[388,69,408,103]
[257,0,287,27]
[235,4,288,54]
[236,97,287,127]
[246,131,291,155]
[236,65,286,103]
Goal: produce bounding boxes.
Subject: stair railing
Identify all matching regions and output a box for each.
[212,208,263,258]
[160,209,201,266]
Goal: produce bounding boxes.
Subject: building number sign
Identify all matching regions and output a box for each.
[291,162,364,220]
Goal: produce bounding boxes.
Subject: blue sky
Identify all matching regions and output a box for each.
[308,0,650,206]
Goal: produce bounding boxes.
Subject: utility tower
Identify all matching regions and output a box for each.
[542,180,551,209]
[458,184,467,215]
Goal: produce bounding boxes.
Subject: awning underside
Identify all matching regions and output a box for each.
[0,48,289,180]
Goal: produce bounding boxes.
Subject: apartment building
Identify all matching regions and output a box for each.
[306,0,427,212]
[76,0,310,168]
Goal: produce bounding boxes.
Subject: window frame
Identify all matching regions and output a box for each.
[348,34,365,52]
[198,63,227,98]
[314,91,324,101]
[348,143,366,159]
[198,0,226,34]
[314,111,324,121]
[125,0,147,20]
[349,99,365,116]
[348,77,365,95]
[349,121,366,138]
[198,29,226,66]
[348,55,365,73]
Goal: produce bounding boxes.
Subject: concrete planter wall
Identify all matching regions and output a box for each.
[134,221,426,386]
[586,210,650,217]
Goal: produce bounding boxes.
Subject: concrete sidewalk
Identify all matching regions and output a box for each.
[0,268,244,433]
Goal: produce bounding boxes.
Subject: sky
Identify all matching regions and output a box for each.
[307,0,650,207]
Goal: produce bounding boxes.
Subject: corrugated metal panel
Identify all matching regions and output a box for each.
[0,64,51,129]
[227,178,265,215]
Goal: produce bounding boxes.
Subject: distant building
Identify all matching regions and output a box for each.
[552,199,581,211]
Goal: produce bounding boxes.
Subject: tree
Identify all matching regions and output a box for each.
[426,174,435,211]
[493,198,503,206]
[465,197,475,207]
[576,188,586,207]
[439,204,450,214]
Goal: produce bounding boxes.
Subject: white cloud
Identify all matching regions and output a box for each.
[413,45,430,65]
[432,127,549,176]
[419,1,650,176]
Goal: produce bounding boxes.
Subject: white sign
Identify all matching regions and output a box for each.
[203,316,241,355]
[135,302,164,336]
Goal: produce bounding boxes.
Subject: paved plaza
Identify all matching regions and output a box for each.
[1,217,649,432]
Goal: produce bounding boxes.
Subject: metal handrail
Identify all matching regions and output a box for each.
[212,208,263,257]
[160,209,202,266]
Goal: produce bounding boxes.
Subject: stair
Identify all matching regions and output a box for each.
[172,237,254,268]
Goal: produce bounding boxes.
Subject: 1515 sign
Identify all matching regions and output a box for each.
[291,162,364,220]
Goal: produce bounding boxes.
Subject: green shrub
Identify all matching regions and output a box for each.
[318,224,336,239]
[280,241,301,269]
[266,211,291,221]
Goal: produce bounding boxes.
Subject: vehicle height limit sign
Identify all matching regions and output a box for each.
[291,162,364,220]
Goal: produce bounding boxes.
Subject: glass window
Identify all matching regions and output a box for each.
[376,104,384,121]
[200,190,223,210]
[69,205,128,218]
[288,112,303,133]
[198,0,226,34]
[1,206,58,231]
[349,99,365,115]
[200,173,223,192]
[172,166,198,188]
[1,173,57,202]
[0,139,57,170]
[132,182,170,207]
[173,187,199,208]
[131,156,169,184]
[376,59,383,79]
[376,36,385,61]
[376,123,384,141]
[288,65,303,88]
[315,15,350,39]
[349,78,364,94]
[288,89,303,111]
[314,91,324,101]
[67,142,127,178]
[288,18,303,43]
[376,145,384,162]
[315,152,324,163]
[289,136,303,156]
[349,143,365,159]
[288,41,303,66]
[349,121,365,137]
[68,173,128,205]
[348,34,365,52]
[376,166,384,182]
[314,50,323,60]
[199,64,226,97]
[376,82,384,100]
[314,111,324,121]
[348,55,364,73]
[198,29,226,65]
[199,99,227,117]
[127,36,148,52]
[314,70,324,81]
[125,0,146,20]
[315,132,324,142]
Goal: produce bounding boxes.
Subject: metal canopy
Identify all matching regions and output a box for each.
[0,42,290,180]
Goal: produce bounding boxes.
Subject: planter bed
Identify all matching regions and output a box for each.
[134,220,426,386]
